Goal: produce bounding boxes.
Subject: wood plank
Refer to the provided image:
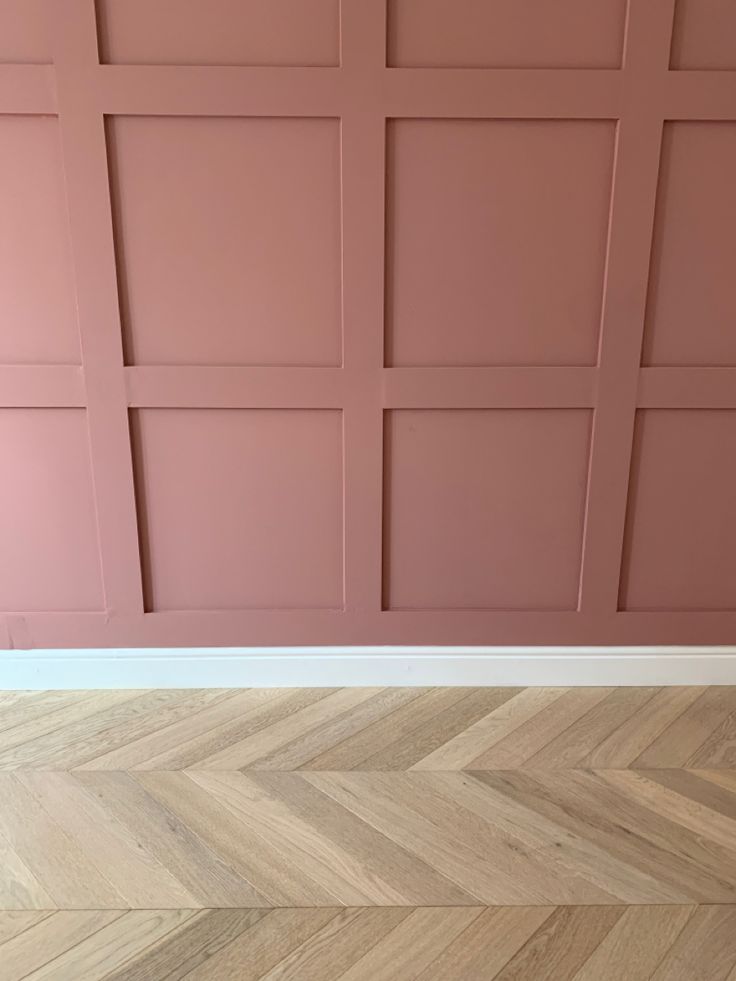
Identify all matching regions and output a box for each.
[183,909,340,981]
[356,688,523,770]
[84,688,291,770]
[22,910,196,981]
[641,768,736,820]
[633,687,735,767]
[336,771,585,905]
[524,687,660,768]
[433,771,682,904]
[191,770,445,906]
[305,772,547,905]
[249,771,476,906]
[688,712,736,768]
[15,771,198,908]
[649,905,736,980]
[416,907,554,980]
[337,907,483,981]
[258,907,409,980]
[520,769,736,901]
[250,687,425,770]
[194,688,382,769]
[598,769,736,856]
[569,905,694,980]
[0,774,125,908]
[301,687,474,770]
[473,770,727,903]
[412,688,567,770]
[0,691,113,737]
[136,771,340,907]
[0,838,55,909]
[0,911,53,946]
[492,906,624,980]
[104,909,270,981]
[74,770,269,907]
[0,691,140,765]
[2,910,122,981]
[467,689,613,768]
[582,687,704,767]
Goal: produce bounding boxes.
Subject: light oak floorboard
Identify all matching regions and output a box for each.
[1,688,735,978]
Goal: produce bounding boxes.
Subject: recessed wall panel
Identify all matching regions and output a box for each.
[0,1,50,63]
[643,123,736,366]
[384,409,591,610]
[133,409,343,611]
[620,411,736,611]
[0,410,103,612]
[387,0,626,68]
[386,120,615,367]
[97,0,340,66]
[0,117,80,364]
[108,116,342,367]
[671,0,736,69]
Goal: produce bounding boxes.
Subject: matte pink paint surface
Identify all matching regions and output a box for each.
[1,0,735,649]
[0,117,79,363]
[109,116,342,366]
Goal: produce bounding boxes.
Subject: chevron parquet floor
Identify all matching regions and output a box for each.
[1,686,736,978]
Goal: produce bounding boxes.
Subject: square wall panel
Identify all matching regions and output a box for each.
[97,0,339,66]
[671,0,736,69]
[620,411,736,611]
[0,1,50,63]
[0,410,103,612]
[386,120,615,367]
[0,117,80,364]
[133,409,343,611]
[388,0,626,68]
[384,409,591,610]
[108,116,341,367]
[643,123,736,366]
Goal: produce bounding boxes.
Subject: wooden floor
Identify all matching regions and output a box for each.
[1,686,736,979]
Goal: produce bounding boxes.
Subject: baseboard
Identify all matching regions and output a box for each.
[1,646,736,688]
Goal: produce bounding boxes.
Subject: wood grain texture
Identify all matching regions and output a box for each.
[1,687,736,978]
[1,906,734,980]
[1,686,734,771]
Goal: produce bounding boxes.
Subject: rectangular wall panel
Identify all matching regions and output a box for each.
[1,0,735,648]
[386,119,615,367]
[643,122,736,366]
[670,0,736,70]
[132,409,343,612]
[620,410,736,611]
[97,0,340,66]
[0,410,103,612]
[387,0,626,68]
[0,0,50,63]
[108,116,342,367]
[384,409,591,611]
[0,116,80,364]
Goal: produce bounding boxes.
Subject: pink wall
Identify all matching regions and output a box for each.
[1,0,736,649]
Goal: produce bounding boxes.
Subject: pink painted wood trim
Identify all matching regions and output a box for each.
[5,610,736,651]
[578,0,676,618]
[125,367,347,409]
[340,0,387,616]
[49,0,144,618]
[385,368,597,409]
[639,368,736,408]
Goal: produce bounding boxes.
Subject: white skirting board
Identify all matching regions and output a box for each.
[1,646,736,689]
